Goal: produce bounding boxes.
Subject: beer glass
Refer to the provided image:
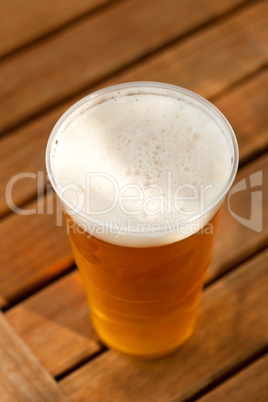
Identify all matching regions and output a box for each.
[46,82,238,358]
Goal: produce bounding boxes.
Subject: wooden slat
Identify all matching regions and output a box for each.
[1,64,267,218]
[213,69,268,165]
[105,0,268,94]
[0,0,264,134]
[0,311,70,401]
[208,152,268,283]
[5,155,268,377]
[198,355,268,402]
[0,191,72,309]
[0,108,60,216]
[59,249,268,401]
[0,0,113,58]
[5,271,101,378]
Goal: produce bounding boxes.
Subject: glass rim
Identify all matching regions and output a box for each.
[46,81,239,236]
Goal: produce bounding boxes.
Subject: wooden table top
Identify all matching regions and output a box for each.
[0,1,267,401]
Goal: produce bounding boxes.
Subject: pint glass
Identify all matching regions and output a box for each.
[46,82,238,358]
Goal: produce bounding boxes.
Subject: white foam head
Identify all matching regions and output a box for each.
[46,82,238,247]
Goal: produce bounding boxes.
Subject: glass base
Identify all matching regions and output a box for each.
[94,318,196,360]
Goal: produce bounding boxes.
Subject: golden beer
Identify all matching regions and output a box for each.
[46,82,238,358]
[64,206,223,357]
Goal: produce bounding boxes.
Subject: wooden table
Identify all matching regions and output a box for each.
[0,0,267,400]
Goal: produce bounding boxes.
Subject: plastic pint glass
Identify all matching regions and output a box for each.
[46,82,238,358]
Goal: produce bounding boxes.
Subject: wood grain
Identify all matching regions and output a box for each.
[59,249,268,401]
[207,152,268,283]
[6,271,101,378]
[214,69,268,165]
[198,354,268,402]
[1,65,267,218]
[5,155,268,377]
[0,108,60,216]
[98,0,268,100]
[0,0,264,134]
[0,311,70,401]
[0,0,113,58]
[0,191,72,309]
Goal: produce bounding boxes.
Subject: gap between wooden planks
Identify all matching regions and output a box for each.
[0,0,266,135]
[57,249,268,401]
[4,153,268,379]
[0,0,114,58]
[197,354,268,402]
[0,311,70,401]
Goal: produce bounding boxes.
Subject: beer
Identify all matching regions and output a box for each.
[46,83,238,358]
